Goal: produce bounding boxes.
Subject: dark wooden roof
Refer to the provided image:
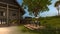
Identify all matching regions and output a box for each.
[0,0,17,5]
[0,0,25,15]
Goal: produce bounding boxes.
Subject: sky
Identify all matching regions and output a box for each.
[16,0,59,17]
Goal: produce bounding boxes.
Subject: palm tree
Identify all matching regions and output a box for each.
[54,1,60,16]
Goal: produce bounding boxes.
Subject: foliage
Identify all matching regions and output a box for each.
[22,0,52,17]
[40,16,60,28]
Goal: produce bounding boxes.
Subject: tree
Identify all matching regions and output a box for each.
[54,1,60,16]
[22,0,52,17]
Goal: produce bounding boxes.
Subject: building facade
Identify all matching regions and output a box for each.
[0,0,24,25]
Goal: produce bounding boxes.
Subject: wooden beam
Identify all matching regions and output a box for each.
[9,8,18,11]
[7,4,9,25]
[0,9,6,11]
[0,6,6,9]
[0,6,18,10]
[19,8,20,24]
[0,2,18,7]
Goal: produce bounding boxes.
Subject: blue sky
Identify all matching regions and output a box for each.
[16,0,59,17]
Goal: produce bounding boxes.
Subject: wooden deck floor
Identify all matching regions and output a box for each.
[24,24,45,30]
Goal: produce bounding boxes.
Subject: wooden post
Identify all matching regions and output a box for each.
[18,8,20,25]
[7,4,9,26]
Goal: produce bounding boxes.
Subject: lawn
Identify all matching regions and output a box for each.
[18,25,40,34]
[18,16,60,34]
[18,25,60,34]
[40,16,60,28]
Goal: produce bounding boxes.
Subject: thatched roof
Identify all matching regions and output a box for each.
[54,1,60,7]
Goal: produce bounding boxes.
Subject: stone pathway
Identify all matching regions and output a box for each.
[0,26,20,34]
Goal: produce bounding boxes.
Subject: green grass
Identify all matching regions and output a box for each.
[18,25,58,34]
[18,25,40,34]
[40,16,60,28]
[18,16,60,34]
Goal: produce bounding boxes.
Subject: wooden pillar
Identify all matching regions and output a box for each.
[7,4,9,26]
[18,8,20,25]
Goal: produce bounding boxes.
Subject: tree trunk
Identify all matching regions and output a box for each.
[58,12,59,16]
[58,7,59,16]
[33,8,39,27]
[58,9,59,16]
[58,10,59,16]
[34,12,38,27]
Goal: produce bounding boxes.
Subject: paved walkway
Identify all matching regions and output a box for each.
[0,26,20,34]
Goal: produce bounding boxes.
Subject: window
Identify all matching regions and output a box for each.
[12,11,17,16]
[0,12,3,16]
[9,9,17,16]
[0,12,5,16]
[12,13,16,16]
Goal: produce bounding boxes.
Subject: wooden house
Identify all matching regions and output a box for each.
[0,0,25,25]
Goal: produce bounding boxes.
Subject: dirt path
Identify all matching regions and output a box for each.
[0,26,20,34]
